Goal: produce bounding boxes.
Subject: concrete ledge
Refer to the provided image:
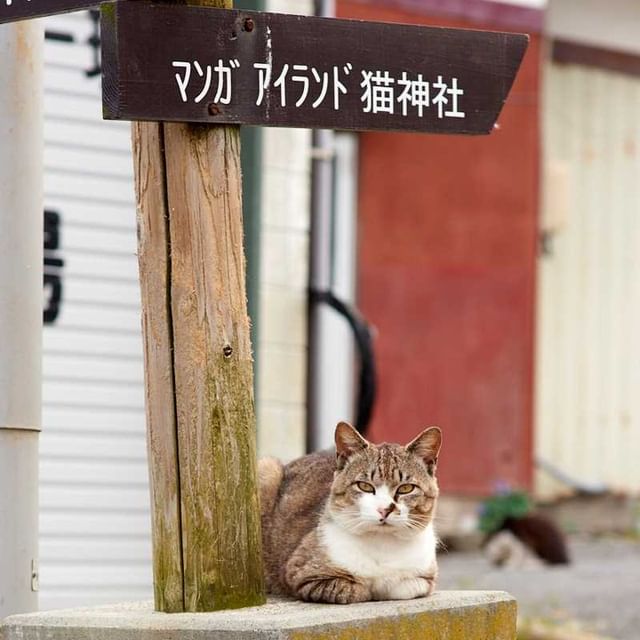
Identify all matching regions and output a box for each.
[1,591,517,640]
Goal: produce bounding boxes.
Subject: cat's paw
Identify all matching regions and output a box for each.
[297,577,371,604]
[374,576,436,600]
[426,575,437,596]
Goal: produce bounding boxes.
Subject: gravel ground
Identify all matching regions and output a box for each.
[437,536,640,639]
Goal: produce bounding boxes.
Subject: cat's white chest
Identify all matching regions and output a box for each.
[319,520,437,581]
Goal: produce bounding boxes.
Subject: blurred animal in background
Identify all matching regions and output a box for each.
[480,489,570,568]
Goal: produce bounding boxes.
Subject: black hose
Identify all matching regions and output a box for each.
[309,289,377,436]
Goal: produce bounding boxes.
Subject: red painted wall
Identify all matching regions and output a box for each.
[338,1,541,495]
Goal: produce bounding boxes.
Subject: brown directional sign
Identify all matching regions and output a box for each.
[101,2,528,135]
[0,0,97,24]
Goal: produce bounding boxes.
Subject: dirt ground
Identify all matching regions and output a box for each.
[437,536,640,640]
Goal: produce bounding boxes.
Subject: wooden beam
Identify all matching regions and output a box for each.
[132,0,266,613]
[132,122,185,613]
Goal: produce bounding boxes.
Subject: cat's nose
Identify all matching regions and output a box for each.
[377,504,395,520]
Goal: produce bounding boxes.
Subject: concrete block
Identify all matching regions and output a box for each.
[1,592,516,640]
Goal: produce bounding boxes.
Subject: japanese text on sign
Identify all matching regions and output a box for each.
[171,58,465,120]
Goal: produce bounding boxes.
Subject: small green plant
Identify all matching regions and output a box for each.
[479,489,532,534]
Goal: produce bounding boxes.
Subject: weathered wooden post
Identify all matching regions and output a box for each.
[129,0,265,614]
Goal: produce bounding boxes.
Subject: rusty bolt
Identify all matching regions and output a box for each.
[244,17,255,32]
[223,345,233,359]
[208,103,221,116]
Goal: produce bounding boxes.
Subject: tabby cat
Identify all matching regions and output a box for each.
[258,421,442,604]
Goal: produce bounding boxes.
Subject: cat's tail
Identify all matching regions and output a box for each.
[257,456,284,519]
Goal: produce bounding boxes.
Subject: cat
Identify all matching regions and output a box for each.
[258,421,442,604]
[485,514,570,568]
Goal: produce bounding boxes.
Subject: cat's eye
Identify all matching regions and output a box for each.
[356,481,375,493]
[396,483,415,495]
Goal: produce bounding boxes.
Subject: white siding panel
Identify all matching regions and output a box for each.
[44,327,143,358]
[61,253,139,282]
[54,303,141,333]
[35,592,151,612]
[43,12,97,41]
[41,485,150,512]
[43,354,143,385]
[43,381,144,410]
[41,461,149,488]
[45,171,135,205]
[40,566,152,589]
[44,199,135,231]
[41,513,151,538]
[536,62,640,497]
[41,11,152,610]
[41,433,147,461]
[41,538,152,564]
[45,146,134,179]
[42,406,145,435]
[63,277,141,307]
[43,43,94,70]
[45,91,104,121]
[45,119,132,154]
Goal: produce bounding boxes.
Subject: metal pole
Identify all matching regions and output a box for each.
[307,0,337,451]
[0,20,43,618]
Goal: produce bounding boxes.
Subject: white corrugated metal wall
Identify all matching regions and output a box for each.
[41,11,152,609]
[535,59,640,498]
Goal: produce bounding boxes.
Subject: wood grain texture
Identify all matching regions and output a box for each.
[132,0,266,613]
[132,121,185,613]
[164,121,265,612]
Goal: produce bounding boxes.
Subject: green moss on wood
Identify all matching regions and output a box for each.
[178,355,264,611]
[99,1,116,24]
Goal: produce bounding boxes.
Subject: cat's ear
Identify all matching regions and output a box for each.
[406,427,442,475]
[335,421,369,469]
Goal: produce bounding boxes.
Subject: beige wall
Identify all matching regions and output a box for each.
[535,60,640,498]
[256,0,313,461]
[547,0,640,56]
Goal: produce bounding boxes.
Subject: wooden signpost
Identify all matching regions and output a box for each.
[101,3,528,134]
[0,0,96,24]
[1,0,529,616]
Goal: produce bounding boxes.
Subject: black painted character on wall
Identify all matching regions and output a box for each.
[45,9,101,77]
[44,209,64,324]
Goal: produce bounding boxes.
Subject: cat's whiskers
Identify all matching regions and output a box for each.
[403,516,430,532]
[430,514,455,524]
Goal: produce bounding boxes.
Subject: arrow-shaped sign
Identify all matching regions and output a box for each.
[101,2,528,135]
